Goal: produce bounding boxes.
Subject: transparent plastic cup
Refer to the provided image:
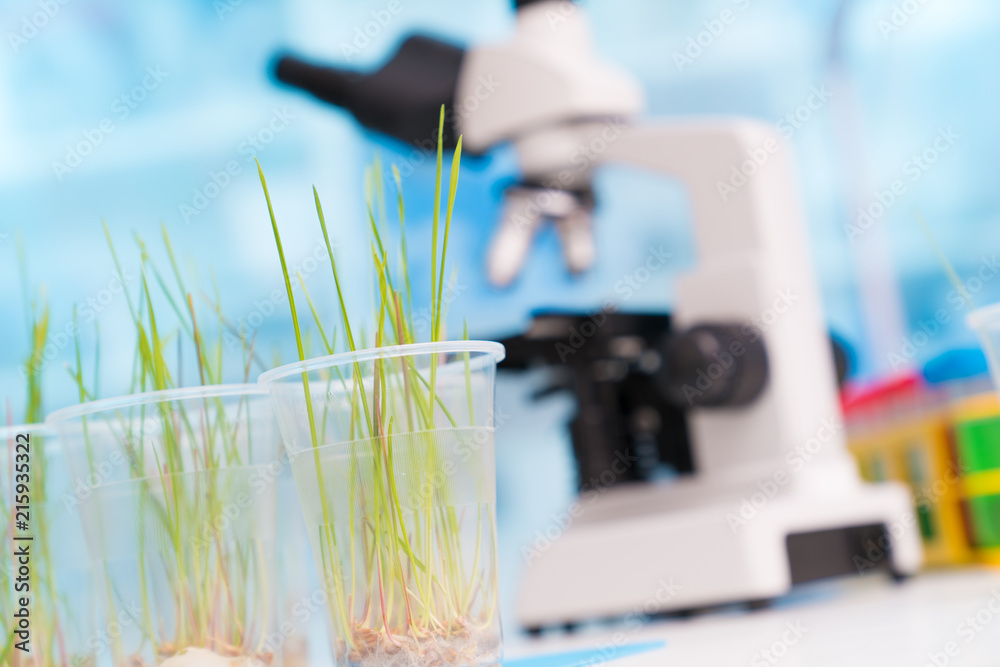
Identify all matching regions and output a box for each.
[0,423,96,667]
[46,385,283,667]
[259,341,506,667]
[275,445,331,667]
[969,304,1000,392]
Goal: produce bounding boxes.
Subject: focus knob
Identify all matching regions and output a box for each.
[660,324,768,408]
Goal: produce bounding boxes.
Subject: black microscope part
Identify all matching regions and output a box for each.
[499,311,853,493]
[273,54,355,107]
[493,311,859,495]
[831,334,851,386]
[273,34,465,149]
[513,0,575,7]
[499,312,695,491]
[660,324,769,408]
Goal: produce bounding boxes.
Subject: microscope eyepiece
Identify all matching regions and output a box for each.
[273,54,355,108]
[271,35,465,149]
[513,0,575,8]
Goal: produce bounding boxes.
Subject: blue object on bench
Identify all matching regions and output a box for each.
[503,640,666,667]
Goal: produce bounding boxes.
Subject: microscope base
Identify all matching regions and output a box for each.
[516,478,923,628]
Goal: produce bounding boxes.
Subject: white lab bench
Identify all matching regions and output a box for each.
[504,568,1000,666]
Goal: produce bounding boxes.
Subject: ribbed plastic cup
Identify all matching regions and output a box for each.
[275,443,330,667]
[969,304,1000,392]
[46,385,283,667]
[259,341,505,667]
[0,423,96,667]
[964,305,1000,560]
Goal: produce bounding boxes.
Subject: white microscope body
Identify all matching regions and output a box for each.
[274,0,923,628]
[455,0,922,626]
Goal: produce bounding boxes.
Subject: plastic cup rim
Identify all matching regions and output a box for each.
[284,423,492,458]
[257,340,506,385]
[0,423,54,439]
[967,302,1000,330]
[45,383,268,425]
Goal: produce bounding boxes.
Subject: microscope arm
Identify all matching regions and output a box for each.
[603,120,800,262]
[598,120,852,486]
[515,122,922,631]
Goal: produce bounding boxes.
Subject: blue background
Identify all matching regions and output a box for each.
[2,0,999,647]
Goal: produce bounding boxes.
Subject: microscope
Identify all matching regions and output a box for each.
[272,0,921,630]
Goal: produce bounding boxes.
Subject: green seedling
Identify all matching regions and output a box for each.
[261,106,500,667]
